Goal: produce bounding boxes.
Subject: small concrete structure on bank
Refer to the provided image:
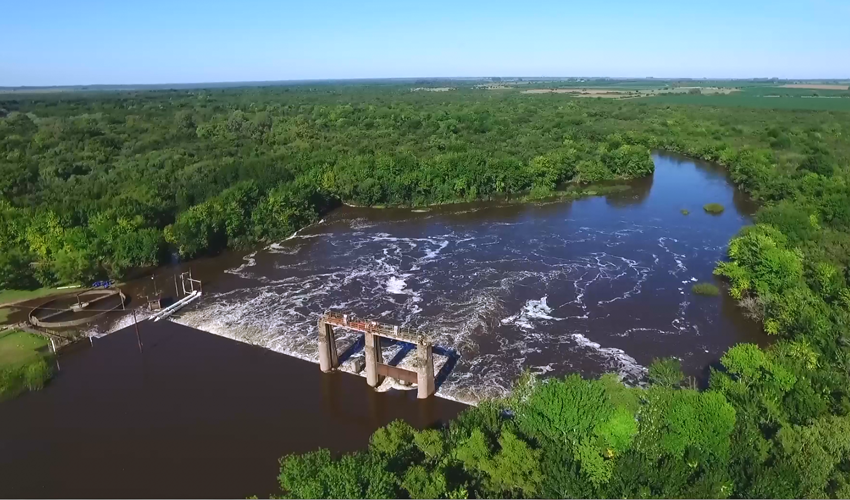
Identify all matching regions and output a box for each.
[29,289,127,329]
[318,312,436,399]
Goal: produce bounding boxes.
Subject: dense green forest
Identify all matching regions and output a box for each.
[0,86,659,286]
[4,85,850,498]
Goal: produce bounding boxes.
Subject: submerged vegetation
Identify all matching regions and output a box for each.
[4,83,850,497]
[692,282,721,296]
[704,202,726,214]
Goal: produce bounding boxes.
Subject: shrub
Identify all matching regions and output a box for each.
[704,203,725,214]
[0,358,53,400]
[0,367,24,399]
[23,359,51,390]
[681,209,690,215]
[576,160,612,183]
[693,282,720,296]
[714,224,803,299]
[648,358,684,387]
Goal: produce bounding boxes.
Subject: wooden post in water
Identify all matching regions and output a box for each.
[50,338,60,372]
[132,309,143,353]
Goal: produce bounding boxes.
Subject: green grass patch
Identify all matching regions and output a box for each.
[0,330,53,400]
[703,203,725,214]
[0,307,13,325]
[0,287,67,306]
[692,282,720,296]
[641,89,850,111]
[681,209,690,215]
[0,330,48,367]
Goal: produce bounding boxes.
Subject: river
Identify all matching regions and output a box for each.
[1,153,767,498]
[0,322,465,498]
[158,152,765,404]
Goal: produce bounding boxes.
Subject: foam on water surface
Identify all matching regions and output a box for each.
[162,156,760,405]
[168,217,733,404]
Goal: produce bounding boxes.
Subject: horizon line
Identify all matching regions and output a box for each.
[3,75,850,91]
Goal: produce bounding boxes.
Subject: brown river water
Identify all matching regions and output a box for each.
[0,153,766,497]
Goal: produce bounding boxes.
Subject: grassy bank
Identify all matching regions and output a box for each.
[692,282,720,296]
[0,286,81,325]
[0,287,72,307]
[0,330,53,401]
[0,307,15,325]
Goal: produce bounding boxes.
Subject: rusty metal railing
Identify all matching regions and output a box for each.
[321,311,429,345]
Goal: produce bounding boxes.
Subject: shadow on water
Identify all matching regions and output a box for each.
[433,346,462,392]
[661,152,759,216]
[605,174,654,208]
[337,334,365,364]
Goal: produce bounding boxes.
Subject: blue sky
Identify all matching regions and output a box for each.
[2,0,848,86]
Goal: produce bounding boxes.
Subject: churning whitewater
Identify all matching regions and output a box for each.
[169,154,764,404]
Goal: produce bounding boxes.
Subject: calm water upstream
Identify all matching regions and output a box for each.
[158,153,765,404]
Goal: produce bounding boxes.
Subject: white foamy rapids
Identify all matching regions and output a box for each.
[422,240,449,261]
[166,214,731,405]
[501,296,558,330]
[570,333,647,382]
[169,232,448,358]
[658,237,688,276]
[386,276,411,295]
[266,242,302,255]
[225,251,257,276]
[86,308,152,338]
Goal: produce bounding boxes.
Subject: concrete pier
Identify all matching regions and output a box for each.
[364,331,383,387]
[416,342,435,399]
[319,312,444,399]
[317,319,339,373]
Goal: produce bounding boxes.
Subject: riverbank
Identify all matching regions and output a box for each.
[0,329,53,400]
[0,321,465,498]
[341,182,635,209]
[0,287,74,325]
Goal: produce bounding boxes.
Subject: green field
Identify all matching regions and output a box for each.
[504,79,850,110]
[641,86,850,111]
